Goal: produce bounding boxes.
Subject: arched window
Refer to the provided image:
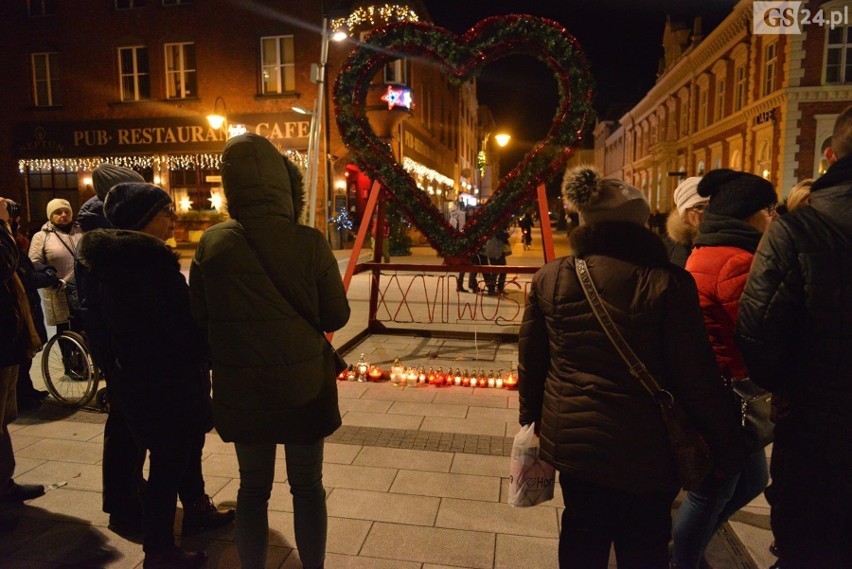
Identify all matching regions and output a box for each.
[818,137,832,175]
[730,150,742,170]
[757,141,771,179]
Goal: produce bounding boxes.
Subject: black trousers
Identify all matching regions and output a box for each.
[102,390,146,518]
[769,428,852,568]
[558,473,677,569]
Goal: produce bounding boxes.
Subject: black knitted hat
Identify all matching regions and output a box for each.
[92,163,145,200]
[698,169,777,219]
[103,182,171,230]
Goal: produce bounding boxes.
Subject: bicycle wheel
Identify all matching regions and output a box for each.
[41,331,99,407]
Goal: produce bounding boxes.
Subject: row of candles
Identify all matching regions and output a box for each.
[337,354,518,389]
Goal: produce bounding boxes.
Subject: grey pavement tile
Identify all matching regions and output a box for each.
[728,521,775,569]
[201,474,233,500]
[0,515,56,558]
[338,398,394,414]
[324,442,362,465]
[436,497,560,539]
[284,551,422,569]
[326,488,440,526]
[0,520,140,568]
[360,385,437,402]
[420,416,506,437]
[16,438,104,465]
[390,469,501,502]
[433,390,509,408]
[507,396,519,410]
[14,419,104,442]
[360,522,495,569]
[336,382,370,399]
[198,450,241,479]
[342,411,424,430]
[191,539,290,569]
[322,462,400,492]
[466,406,520,423]
[15,461,102,493]
[505,422,523,438]
[494,534,559,569]
[265,510,371,555]
[451,453,512,477]
[11,433,43,452]
[10,456,46,477]
[387,400,468,418]
[353,447,452,472]
[202,432,234,455]
[19,487,109,527]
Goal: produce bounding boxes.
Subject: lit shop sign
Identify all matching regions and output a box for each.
[380,84,412,110]
[14,113,311,157]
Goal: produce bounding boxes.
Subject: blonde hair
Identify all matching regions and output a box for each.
[786,179,813,212]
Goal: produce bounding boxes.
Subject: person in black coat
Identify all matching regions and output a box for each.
[76,163,149,538]
[0,197,46,503]
[737,106,852,568]
[78,183,232,569]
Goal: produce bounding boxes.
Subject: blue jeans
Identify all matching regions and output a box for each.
[671,448,769,569]
[234,440,326,569]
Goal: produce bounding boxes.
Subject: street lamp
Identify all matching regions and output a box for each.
[207,96,227,130]
[494,133,511,147]
[480,131,511,200]
[206,96,246,139]
[302,17,346,232]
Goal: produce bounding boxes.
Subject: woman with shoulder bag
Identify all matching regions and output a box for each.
[519,166,744,569]
[671,169,778,569]
[28,199,82,332]
[190,133,350,569]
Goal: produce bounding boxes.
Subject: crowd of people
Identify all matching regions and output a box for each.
[519,105,852,569]
[1,105,850,568]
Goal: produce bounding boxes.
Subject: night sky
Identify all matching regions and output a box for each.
[420,0,736,168]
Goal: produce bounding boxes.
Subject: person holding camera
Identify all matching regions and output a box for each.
[28,199,83,334]
[0,197,46,502]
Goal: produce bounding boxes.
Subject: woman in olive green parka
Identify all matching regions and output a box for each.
[189,133,349,569]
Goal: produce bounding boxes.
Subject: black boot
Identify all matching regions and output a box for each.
[181,495,234,536]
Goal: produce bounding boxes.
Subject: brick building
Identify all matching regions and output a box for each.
[0,0,474,239]
[594,0,852,212]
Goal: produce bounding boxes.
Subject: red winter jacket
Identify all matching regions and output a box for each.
[686,213,763,380]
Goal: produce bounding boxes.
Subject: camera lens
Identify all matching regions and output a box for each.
[6,200,21,219]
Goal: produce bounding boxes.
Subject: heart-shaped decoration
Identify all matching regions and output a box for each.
[334,15,593,259]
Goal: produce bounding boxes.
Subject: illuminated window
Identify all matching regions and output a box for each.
[825,25,851,84]
[118,46,150,101]
[384,59,407,84]
[734,64,746,111]
[31,52,60,107]
[260,36,295,94]
[28,0,55,16]
[164,42,196,99]
[763,42,777,97]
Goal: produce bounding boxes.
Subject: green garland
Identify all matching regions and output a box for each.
[334,15,594,259]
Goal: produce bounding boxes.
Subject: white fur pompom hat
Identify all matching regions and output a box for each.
[561,166,650,226]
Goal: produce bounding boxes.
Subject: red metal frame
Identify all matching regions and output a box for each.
[333,182,553,338]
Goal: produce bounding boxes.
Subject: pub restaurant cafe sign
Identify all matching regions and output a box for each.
[15,113,310,158]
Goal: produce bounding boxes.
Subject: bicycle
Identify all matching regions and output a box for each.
[40,329,107,409]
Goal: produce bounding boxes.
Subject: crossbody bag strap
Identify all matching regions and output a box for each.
[574,258,671,402]
[236,221,324,338]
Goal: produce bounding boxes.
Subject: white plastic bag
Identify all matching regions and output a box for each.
[508,423,555,507]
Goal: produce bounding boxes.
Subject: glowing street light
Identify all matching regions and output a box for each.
[494,133,511,147]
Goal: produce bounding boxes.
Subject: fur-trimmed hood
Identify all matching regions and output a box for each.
[665,210,697,246]
[570,221,669,268]
[78,229,179,280]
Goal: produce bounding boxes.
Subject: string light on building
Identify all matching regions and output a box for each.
[331,4,419,33]
[402,157,453,187]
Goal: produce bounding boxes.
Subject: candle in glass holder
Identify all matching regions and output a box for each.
[496,369,504,389]
[504,368,518,389]
[416,366,427,386]
[368,365,384,382]
[478,375,488,388]
[407,368,417,387]
[355,353,369,382]
[390,357,404,386]
[346,365,356,381]
[487,370,496,388]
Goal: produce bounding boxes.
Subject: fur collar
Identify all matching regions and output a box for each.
[665,210,696,246]
[570,221,669,267]
[78,229,180,276]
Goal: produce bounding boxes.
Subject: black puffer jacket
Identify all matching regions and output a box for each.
[519,222,744,493]
[78,230,212,446]
[737,158,852,445]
